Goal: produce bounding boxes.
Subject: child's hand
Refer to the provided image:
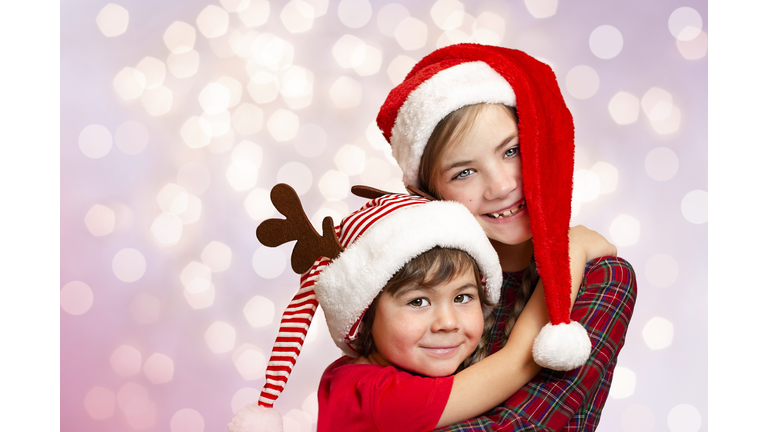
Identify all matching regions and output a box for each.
[567,226,616,306]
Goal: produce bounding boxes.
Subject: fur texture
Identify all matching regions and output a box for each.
[228,403,284,432]
[532,322,592,371]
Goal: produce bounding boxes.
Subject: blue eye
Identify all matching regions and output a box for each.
[504,146,520,158]
[453,169,475,180]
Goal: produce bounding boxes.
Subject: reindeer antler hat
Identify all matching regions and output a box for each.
[228,184,503,432]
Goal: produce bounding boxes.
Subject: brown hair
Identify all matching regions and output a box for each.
[353,247,496,370]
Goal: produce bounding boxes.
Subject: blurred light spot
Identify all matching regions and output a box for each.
[566,65,599,99]
[667,404,702,432]
[677,30,707,60]
[243,295,275,327]
[360,157,392,188]
[141,86,173,116]
[164,21,196,53]
[608,366,636,399]
[117,382,156,428]
[181,116,212,148]
[231,387,260,414]
[608,91,639,125]
[395,17,428,50]
[681,190,707,224]
[247,71,279,103]
[177,162,211,195]
[96,4,129,37]
[244,188,276,220]
[589,25,623,59]
[202,241,232,272]
[384,178,406,193]
[107,200,134,232]
[318,170,349,201]
[310,206,343,235]
[130,293,160,324]
[233,344,267,380]
[79,124,112,159]
[365,121,389,150]
[60,281,94,315]
[184,282,215,309]
[170,408,205,432]
[329,76,362,109]
[436,29,471,49]
[157,183,189,214]
[209,27,237,57]
[302,391,319,420]
[304,0,328,17]
[609,214,640,247]
[431,0,464,30]
[338,0,371,28]
[167,50,200,78]
[354,45,382,76]
[571,194,581,218]
[524,0,557,18]
[227,159,259,191]
[113,248,146,282]
[386,55,416,85]
[377,3,409,37]
[281,0,314,33]
[84,386,116,419]
[650,104,681,135]
[590,162,618,194]
[621,404,655,432]
[643,316,674,349]
[180,261,212,294]
[113,67,145,100]
[197,5,229,38]
[573,169,600,202]
[645,253,679,288]
[220,0,250,13]
[151,213,184,245]
[209,130,235,153]
[267,109,300,141]
[277,161,313,195]
[206,321,236,353]
[332,35,365,69]
[199,83,231,114]
[251,34,294,71]
[238,0,270,27]
[143,353,174,384]
[294,124,327,157]
[668,7,702,41]
[115,121,149,155]
[85,204,116,236]
[111,345,142,377]
[304,306,326,344]
[135,57,166,89]
[178,195,201,224]
[645,147,679,181]
[280,66,314,108]
[284,409,313,432]
[201,110,231,137]
[217,76,243,107]
[252,246,286,279]
[334,144,366,175]
[641,87,672,118]
[474,12,505,43]
[232,103,264,135]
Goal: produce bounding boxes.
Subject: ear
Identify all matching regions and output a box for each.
[350,185,392,199]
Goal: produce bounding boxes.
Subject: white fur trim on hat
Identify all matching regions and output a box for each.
[315,200,503,357]
[390,61,516,187]
[532,321,592,371]
[228,403,284,432]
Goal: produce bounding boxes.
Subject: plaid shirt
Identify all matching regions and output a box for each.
[435,257,637,432]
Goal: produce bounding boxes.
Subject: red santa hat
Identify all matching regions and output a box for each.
[376,43,591,372]
[229,186,503,432]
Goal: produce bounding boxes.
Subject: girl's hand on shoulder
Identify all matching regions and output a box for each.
[568,225,617,261]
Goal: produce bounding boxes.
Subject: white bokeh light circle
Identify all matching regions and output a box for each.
[60,281,94,316]
[243,295,275,327]
[136,56,165,89]
[252,246,287,279]
[573,169,600,202]
[566,65,599,100]
[281,1,315,33]
[387,55,417,85]
[232,140,264,167]
[589,25,623,59]
[394,17,428,51]
[318,170,350,202]
[333,35,365,68]
[329,76,362,109]
[231,387,260,414]
[84,387,116,419]
[284,409,313,432]
[184,283,216,310]
[304,0,328,17]
[608,91,639,125]
[642,316,674,349]
[621,404,655,432]
[591,162,618,194]
[244,188,276,220]
[677,30,708,60]
[115,121,150,154]
[645,254,679,288]
[96,3,129,37]
[141,85,173,114]
[217,76,242,107]
[294,124,327,157]
[130,293,161,324]
[430,0,464,30]
[85,204,116,236]
[170,408,205,432]
[117,382,154,427]
[79,124,113,159]
[113,67,145,100]
[180,261,212,294]
[354,44,382,76]
[276,161,313,196]
[650,105,681,135]
[365,121,389,150]
[143,353,174,384]
[267,109,300,141]
[338,0,371,29]
[668,7,702,41]
[201,110,231,137]
[608,366,636,399]
[180,116,212,149]
[645,147,679,181]
[524,0,558,18]
[681,190,707,224]
[197,5,229,39]
[205,321,236,353]
[377,3,409,37]
[226,159,259,191]
[474,12,506,43]
[177,162,211,195]
[167,50,201,78]
[112,248,147,282]
[360,157,392,189]
[609,214,640,247]
[164,21,196,53]
[111,345,142,377]
[667,404,702,432]
[238,0,270,27]
[199,82,231,114]
[247,72,279,104]
[302,391,319,420]
[151,213,184,245]
[221,0,250,12]
[232,103,264,135]
[641,87,673,118]
[233,344,267,380]
[201,241,232,272]
[334,145,366,176]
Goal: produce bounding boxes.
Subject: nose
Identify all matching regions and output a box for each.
[483,164,518,201]
[431,304,460,333]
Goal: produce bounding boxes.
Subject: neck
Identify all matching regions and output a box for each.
[490,238,534,272]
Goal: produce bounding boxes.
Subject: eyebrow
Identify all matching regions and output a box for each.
[394,282,479,297]
[442,132,519,171]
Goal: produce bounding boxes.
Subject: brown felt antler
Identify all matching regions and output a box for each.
[256,183,343,274]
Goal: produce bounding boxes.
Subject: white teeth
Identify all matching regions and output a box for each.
[488,201,526,219]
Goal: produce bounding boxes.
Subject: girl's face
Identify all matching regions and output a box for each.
[370,267,484,377]
[435,105,532,246]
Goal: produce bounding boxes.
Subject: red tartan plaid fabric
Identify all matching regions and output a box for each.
[435,256,637,432]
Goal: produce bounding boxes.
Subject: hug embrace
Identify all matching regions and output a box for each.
[230,43,637,432]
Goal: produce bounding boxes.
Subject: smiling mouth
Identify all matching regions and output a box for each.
[487,199,526,219]
[421,346,460,356]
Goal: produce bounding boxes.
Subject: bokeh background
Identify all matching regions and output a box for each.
[60,1,708,431]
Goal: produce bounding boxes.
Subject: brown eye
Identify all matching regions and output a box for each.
[454,294,472,304]
[408,298,428,307]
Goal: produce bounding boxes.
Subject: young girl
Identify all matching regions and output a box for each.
[376,43,637,430]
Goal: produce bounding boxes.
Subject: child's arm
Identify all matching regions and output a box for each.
[568,225,617,304]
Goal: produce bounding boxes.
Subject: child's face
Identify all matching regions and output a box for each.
[370,267,484,377]
[435,105,531,247]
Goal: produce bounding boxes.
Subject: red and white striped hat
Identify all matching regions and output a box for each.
[228,192,502,432]
[377,43,591,372]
